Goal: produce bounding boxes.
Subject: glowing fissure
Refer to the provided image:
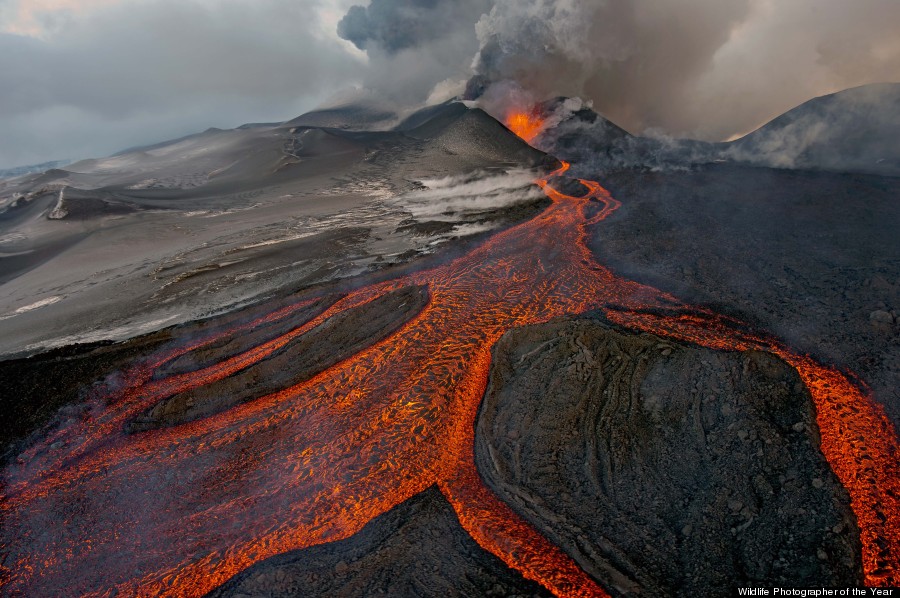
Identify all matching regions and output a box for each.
[1,162,897,597]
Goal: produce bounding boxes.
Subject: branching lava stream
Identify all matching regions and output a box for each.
[1,159,897,597]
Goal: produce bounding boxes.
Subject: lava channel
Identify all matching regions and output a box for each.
[1,161,897,597]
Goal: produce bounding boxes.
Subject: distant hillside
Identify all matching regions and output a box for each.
[533,98,713,174]
[0,100,552,357]
[534,84,900,176]
[402,101,546,166]
[725,83,900,176]
[0,160,70,179]
[288,104,398,130]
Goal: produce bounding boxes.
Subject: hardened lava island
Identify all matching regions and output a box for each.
[1,84,899,597]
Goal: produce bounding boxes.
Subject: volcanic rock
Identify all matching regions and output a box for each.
[594,164,900,428]
[128,285,429,431]
[46,186,137,220]
[207,486,551,598]
[151,293,343,380]
[870,310,894,324]
[475,317,862,596]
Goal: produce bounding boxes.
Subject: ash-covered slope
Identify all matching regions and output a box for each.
[536,83,900,176]
[726,83,900,176]
[0,160,70,180]
[0,101,546,357]
[405,101,548,167]
[532,98,714,174]
[288,103,398,131]
[287,91,402,131]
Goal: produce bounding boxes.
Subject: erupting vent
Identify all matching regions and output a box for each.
[506,110,546,144]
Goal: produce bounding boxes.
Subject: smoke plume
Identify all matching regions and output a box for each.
[341,0,900,141]
[338,0,489,54]
[472,0,753,137]
[471,0,900,140]
[337,0,492,104]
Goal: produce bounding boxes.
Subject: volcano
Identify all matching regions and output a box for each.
[0,87,898,597]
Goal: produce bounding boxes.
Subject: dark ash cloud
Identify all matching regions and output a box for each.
[337,0,491,104]
[470,0,754,137]
[470,0,900,140]
[335,0,899,141]
[339,0,441,53]
[3,0,898,169]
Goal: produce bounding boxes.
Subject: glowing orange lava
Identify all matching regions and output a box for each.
[1,162,897,597]
[506,110,546,143]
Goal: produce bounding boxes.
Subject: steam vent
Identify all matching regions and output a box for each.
[1,2,899,597]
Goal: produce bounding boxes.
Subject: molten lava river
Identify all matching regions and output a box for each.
[1,160,898,597]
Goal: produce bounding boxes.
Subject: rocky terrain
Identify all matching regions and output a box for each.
[1,86,896,596]
[532,83,900,430]
[129,285,428,431]
[476,316,862,596]
[208,487,551,598]
[538,83,900,177]
[595,164,900,429]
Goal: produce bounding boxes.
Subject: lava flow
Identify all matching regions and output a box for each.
[1,158,898,597]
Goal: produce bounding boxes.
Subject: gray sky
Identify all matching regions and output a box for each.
[0,0,365,168]
[1,0,899,168]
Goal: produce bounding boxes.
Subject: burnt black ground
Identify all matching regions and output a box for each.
[207,486,552,598]
[475,317,862,596]
[594,164,900,429]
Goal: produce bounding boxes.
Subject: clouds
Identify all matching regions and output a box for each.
[337,0,492,55]
[336,0,899,142]
[1,0,898,168]
[690,0,900,139]
[469,0,755,137]
[470,0,900,140]
[0,0,365,168]
[0,0,122,36]
[338,0,445,53]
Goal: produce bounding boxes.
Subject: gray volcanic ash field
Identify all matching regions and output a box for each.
[0,86,898,597]
[0,102,545,357]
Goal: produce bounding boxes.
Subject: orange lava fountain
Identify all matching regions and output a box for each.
[506,110,546,143]
[1,160,897,597]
